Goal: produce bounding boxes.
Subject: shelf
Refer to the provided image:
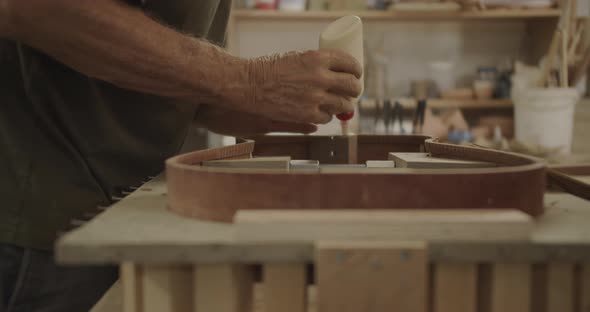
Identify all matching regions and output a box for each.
[360,98,513,110]
[232,8,560,21]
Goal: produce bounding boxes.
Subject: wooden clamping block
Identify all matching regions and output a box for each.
[389,152,494,169]
[315,241,428,312]
[202,157,291,170]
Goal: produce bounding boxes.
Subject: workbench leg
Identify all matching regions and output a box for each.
[121,262,143,312]
[316,241,428,312]
[141,264,193,312]
[579,263,590,312]
[490,263,531,312]
[547,263,575,312]
[434,263,477,312]
[263,263,307,312]
[194,264,254,312]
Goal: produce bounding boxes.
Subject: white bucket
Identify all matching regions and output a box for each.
[514,88,579,155]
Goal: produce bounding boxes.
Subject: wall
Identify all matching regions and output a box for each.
[229,18,530,134]
[231,19,529,95]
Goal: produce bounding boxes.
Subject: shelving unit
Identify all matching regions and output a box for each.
[232,8,560,20]
[360,98,512,110]
[226,6,564,136]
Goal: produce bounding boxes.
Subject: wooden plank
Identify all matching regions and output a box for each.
[316,241,428,312]
[263,264,307,312]
[434,263,477,312]
[91,281,123,312]
[388,152,494,169]
[194,264,254,312]
[547,263,575,312]
[231,8,561,20]
[55,177,590,264]
[202,157,291,170]
[121,263,141,312]
[491,264,531,312]
[235,209,532,242]
[581,263,590,312]
[141,265,193,312]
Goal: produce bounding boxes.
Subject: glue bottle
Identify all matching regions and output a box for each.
[319,16,364,136]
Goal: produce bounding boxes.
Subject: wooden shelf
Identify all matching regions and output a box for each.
[232,8,560,21]
[361,98,513,110]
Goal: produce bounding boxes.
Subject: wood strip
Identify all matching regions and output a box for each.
[581,263,590,312]
[547,264,575,312]
[166,136,546,222]
[491,264,531,312]
[121,262,142,312]
[434,263,477,312]
[141,265,193,312]
[263,264,307,312]
[235,209,532,243]
[316,241,428,312]
[388,152,494,169]
[194,264,254,312]
[531,264,548,312]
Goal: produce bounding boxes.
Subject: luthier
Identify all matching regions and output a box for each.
[3,0,590,311]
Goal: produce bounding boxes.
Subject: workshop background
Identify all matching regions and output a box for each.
[181,0,590,162]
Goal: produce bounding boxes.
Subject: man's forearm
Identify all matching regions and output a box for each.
[3,0,245,106]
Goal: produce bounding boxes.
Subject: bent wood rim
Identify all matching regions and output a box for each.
[166,135,547,221]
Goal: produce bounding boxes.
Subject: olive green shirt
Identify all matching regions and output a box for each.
[0,0,231,250]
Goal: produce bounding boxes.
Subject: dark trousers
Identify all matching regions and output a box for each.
[0,244,118,312]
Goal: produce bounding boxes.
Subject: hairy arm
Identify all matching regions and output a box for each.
[0,0,362,125]
[1,0,245,106]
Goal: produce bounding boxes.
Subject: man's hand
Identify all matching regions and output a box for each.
[225,50,362,125]
[195,105,317,137]
[2,0,362,127]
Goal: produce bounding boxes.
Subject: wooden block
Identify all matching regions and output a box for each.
[202,157,291,170]
[366,160,396,168]
[194,264,254,312]
[388,152,494,169]
[581,263,590,312]
[263,264,307,312]
[434,263,477,312]
[309,135,357,164]
[547,263,575,312]
[235,209,532,243]
[141,264,193,312]
[491,264,531,312]
[121,262,142,312]
[289,160,320,169]
[318,164,398,173]
[316,241,428,312]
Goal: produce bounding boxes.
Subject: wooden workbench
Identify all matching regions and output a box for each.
[58,175,590,312]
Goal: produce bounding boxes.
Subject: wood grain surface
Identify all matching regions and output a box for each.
[56,174,590,264]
